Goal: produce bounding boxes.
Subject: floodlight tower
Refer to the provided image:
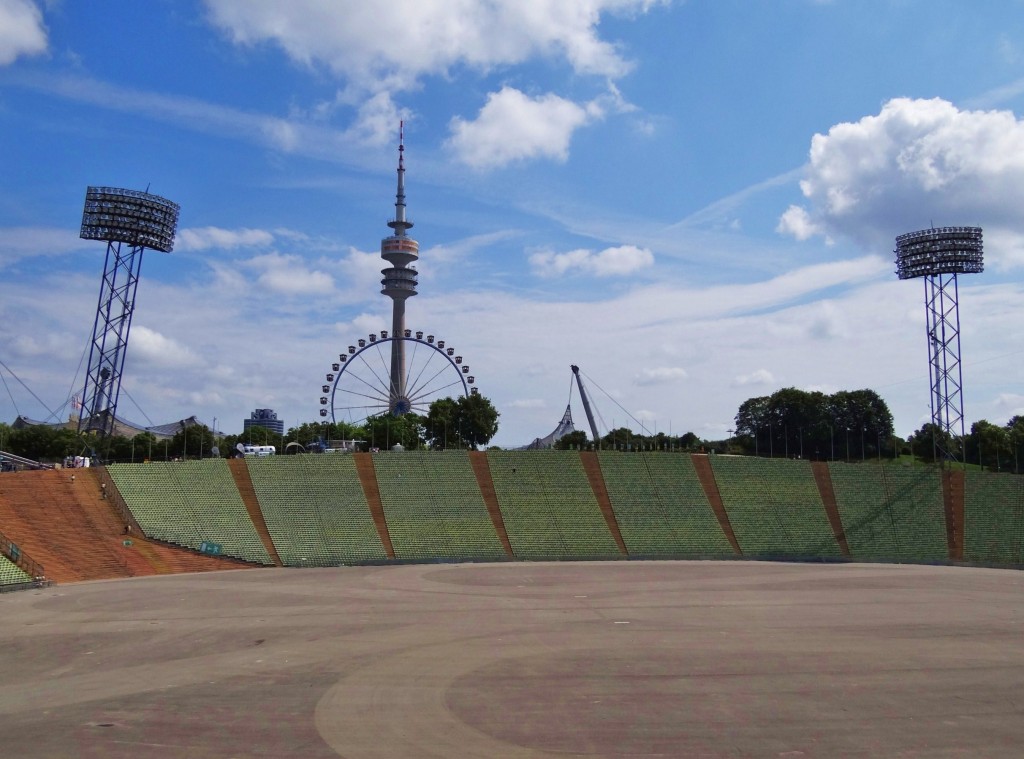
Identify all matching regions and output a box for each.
[895,226,984,464]
[77,187,180,435]
[380,122,420,414]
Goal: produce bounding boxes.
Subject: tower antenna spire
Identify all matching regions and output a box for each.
[381,120,419,413]
[394,120,407,230]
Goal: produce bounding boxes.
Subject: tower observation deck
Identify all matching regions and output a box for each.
[380,122,420,414]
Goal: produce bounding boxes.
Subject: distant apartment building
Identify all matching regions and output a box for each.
[243,408,284,436]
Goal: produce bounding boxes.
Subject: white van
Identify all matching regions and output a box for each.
[242,445,276,457]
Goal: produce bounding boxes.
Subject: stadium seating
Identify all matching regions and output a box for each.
[709,456,840,559]
[372,451,506,561]
[486,451,620,559]
[598,452,733,557]
[829,463,948,562]
[964,471,1024,565]
[107,460,273,564]
[0,554,31,588]
[246,454,387,566]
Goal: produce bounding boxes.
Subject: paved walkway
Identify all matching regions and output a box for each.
[1,561,1023,757]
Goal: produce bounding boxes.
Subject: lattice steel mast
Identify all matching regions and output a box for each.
[78,187,179,435]
[895,227,983,465]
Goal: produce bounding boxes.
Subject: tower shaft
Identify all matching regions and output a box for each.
[390,299,407,400]
[380,121,419,414]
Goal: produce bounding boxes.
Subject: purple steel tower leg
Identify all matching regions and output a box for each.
[77,187,179,435]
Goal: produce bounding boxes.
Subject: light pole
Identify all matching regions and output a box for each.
[845,428,850,462]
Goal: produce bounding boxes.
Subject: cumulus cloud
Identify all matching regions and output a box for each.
[202,0,660,92]
[776,205,823,242]
[634,367,688,386]
[176,227,275,252]
[530,244,654,277]
[779,98,1024,265]
[733,369,776,387]
[130,326,200,369]
[0,0,47,66]
[246,253,335,295]
[447,87,595,169]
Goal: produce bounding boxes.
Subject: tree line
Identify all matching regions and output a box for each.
[3,387,1022,471]
[0,393,500,464]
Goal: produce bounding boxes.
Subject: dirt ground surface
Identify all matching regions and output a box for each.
[2,560,1023,758]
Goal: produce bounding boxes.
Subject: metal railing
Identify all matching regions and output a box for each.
[94,467,142,537]
[0,449,53,471]
[0,527,49,586]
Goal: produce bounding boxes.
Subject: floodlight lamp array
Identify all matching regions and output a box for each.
[895,226,983,280]
[80,186,180,253]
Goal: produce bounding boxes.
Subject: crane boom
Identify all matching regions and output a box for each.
[571,365,601,445]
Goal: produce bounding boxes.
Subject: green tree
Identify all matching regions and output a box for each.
[1007,416,1024,473]
[169,424,215,460]
[908,423,955,463]
[967,420,1011,471]
[365,413,424,450]
[423,394,499,450]
[285,421,365,451]
[735,387,894,460]
[8,424,83,462]
[456,393,499,449]
[554,430,590,450]
[601,427,637,450]
[423,397,459,449]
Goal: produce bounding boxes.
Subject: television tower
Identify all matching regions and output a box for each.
[380,122,419,414]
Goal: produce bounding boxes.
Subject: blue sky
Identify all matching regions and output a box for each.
[1,0,1024,446]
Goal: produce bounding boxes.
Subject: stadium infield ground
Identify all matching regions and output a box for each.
[1,561,1023,758]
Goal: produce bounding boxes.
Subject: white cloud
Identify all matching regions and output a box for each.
[343,91,409,147]
[733,369,776,387]
[176,227,275,252]
[447,87,594,169]
[246,253,335,296]
[634,367,688,386]
[508,398,547,409]
[780,98,1024,266]
[9,72,367,162]
[130,326,200,369]
[530,244,654,277]
[0,227,88,263]
[776,205,822,242]
[202,0,660,92]
[0,0,47,66]
[994,393,1024,419]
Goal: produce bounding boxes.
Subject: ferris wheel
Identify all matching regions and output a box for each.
[319,329,476,427]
